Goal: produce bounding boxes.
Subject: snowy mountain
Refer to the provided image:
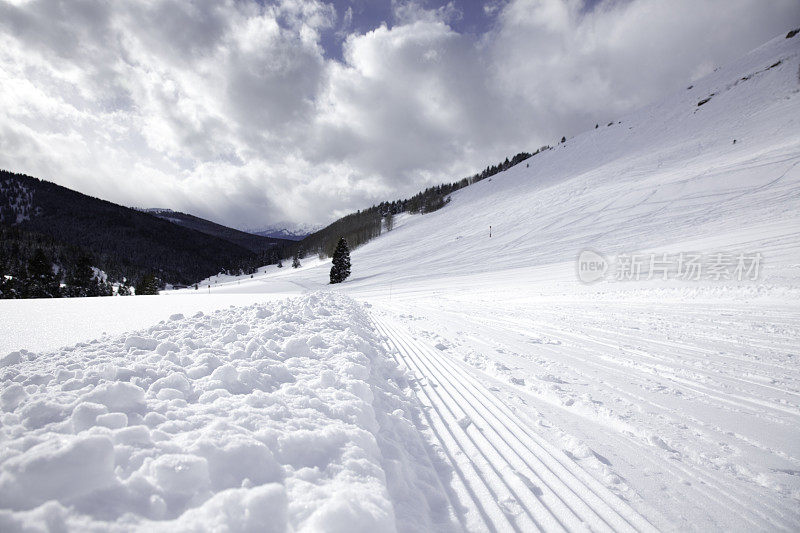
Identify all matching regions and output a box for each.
[138,207,175,214]
[243,221,322,241]
[2,31,799,533]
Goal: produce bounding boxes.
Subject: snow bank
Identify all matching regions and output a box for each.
[0,292,296,355]
[0,293,452,532]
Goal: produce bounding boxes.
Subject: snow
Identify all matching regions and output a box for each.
[0,293,453,531]
[243,221,323,241]
[2,32,800,531]
[0,292,296,355]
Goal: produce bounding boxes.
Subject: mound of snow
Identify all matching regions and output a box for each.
[0,293,453,531]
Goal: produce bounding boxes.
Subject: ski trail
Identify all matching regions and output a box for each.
[394,301,799,530]
[372,315,659,533]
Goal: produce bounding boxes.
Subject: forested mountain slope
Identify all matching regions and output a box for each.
[0,171,266,286]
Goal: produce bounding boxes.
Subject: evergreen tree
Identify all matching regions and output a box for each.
[136,273,160,295]
[276,259,283,268]
[0,275,14,298]
[329,238,351,284]
[0,249,17,299]
[63,254,113,297]
[24,248,60,298]
[90,277,113,297]
[65,255,95,297]
[385,212,394,232]
[118,280,132,296]
[292,255,301,268]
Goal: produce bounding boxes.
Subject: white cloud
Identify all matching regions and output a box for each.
[0,0,797,229]
[487,0,800,134]
[336,6,354,39]
[392,0,463,25]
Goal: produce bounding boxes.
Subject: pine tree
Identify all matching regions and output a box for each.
[91,277,113,297]
[0,249,18,299]
[136,273,159,295]
[65,255,95,297]
[329,238,351,284]
[0,269,12,298]
[118,280,132,296]
[292,255,301,268]
[24,248,60,298]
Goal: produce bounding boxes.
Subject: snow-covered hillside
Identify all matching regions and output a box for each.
[343,31,800,292]
[2,32,800,532]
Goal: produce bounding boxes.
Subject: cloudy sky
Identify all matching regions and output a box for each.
[1,0,798,230]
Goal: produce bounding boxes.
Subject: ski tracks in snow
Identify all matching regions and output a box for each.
[372,315,658,533]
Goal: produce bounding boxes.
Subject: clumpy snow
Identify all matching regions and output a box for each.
[0,293,453,532]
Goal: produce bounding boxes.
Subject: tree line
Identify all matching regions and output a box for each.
[0,243,162,298]
[292,148,549,260]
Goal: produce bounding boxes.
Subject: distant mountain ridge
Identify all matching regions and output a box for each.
[137,208,292,253]
[243,222,322,241]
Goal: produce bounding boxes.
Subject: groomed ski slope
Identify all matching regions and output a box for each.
[2,32,800,532]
